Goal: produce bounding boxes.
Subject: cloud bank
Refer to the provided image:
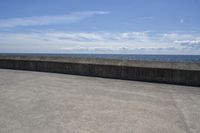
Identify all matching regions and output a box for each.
[174,40,200,47]
[0,11,109,28]
[0,31,200,54]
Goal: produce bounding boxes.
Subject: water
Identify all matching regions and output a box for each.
[1,53,200,63]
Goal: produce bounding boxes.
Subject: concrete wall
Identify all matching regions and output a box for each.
[0,55,199,86]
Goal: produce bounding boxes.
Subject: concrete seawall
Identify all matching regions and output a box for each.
[0,55,199,86]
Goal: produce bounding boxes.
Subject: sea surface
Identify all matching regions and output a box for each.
[1,53,200,63]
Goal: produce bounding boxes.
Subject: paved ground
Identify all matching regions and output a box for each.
[0,69,200,133]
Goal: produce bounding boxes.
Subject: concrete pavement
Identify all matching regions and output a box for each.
[0,69,200,133]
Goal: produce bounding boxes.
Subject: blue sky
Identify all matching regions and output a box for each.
[0,0,200,54]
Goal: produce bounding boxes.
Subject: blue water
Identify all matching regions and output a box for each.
[1,53,200,63]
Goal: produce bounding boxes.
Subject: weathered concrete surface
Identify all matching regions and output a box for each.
[0,55,200,70]
[0,56,200,86]
[0,69,200,133]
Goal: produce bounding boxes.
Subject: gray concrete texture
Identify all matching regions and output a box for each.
[0,55,200,70]
[0,56,200,86]
[0,69,200,133]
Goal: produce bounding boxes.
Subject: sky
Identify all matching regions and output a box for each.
[0,0,200,54]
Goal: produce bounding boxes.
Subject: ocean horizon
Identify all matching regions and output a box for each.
[1,53,200,63]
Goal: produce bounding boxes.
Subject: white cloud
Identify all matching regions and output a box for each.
[174,40,200,47]
[161,33,200,42]
[46,32,104,42]
[0,11,109,28]
[0,31,200,54]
